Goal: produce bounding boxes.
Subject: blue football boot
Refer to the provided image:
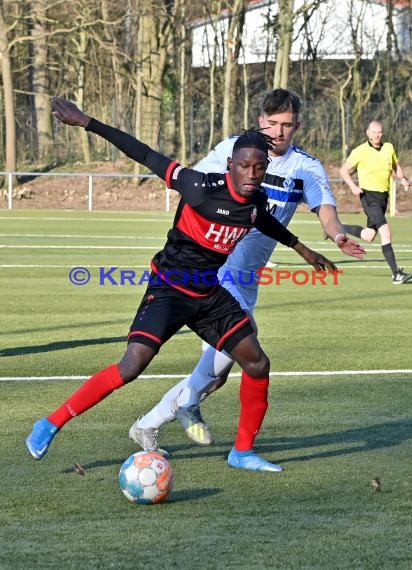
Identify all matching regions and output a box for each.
[227,447,283,472]
[26,417,59,459]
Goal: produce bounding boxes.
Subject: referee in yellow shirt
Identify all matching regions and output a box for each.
[340,120,411,284]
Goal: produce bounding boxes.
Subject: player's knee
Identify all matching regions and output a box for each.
[361,228,376,242]
[118,343,155,383]
[118,364,139,383]
[243,353,270,378]
[377,224,391,242]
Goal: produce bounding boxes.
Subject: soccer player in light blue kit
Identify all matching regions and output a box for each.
[129,89,365,469]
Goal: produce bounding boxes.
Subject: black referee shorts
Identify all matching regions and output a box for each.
[127,280,254,354]
[360,190,389,230]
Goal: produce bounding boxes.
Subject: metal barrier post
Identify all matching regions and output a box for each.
[8,173,13,210]
[88,174,93,211]
[0,171,157,210]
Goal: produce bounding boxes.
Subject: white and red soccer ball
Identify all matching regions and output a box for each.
[119,451,173,505]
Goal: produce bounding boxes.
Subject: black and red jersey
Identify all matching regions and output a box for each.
[86,119,298,296]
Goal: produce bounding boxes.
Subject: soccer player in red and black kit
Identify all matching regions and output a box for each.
[26,97,337,472]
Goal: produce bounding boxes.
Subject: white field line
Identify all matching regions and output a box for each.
[0,217,329,224]
[0,264,151,268]
[1,369,411,382]
[1,243,411,252]
[0,245,156,250]
[0,217,319,224]
[0,264,406,270]
[1,215,411,224]
[0,216,172,222]
[0,234,165,240]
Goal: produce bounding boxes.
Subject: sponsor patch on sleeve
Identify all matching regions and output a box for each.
[172,165,184,180]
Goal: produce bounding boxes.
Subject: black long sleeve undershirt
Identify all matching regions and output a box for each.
[86,117,299,248]
[86,118,172,180]
[255,209,299,248]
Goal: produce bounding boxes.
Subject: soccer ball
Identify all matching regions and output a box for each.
[119,451,173,505]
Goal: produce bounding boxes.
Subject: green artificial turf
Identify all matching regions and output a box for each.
[0,209,411,569]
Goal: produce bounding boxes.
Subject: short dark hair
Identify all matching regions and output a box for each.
[260,88,301,117]
[233,128,275,158]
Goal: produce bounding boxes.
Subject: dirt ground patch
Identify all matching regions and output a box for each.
[1,159,412,215]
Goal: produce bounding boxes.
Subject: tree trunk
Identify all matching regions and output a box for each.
[384,0,396,126]
[273,0,294,89]
[178,0,187,164]
[204,1,222,152]
[339,64,353,164]
[242,60,249,128]
[0,3,16,178]
[222,0,245,137]
[31,0,53,165]
[134,1,170,150]
[75,29,90,163]
[101,0,126,131]
[133,16,143,179]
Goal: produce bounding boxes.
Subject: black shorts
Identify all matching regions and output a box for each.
[127,280,254,354]
[360,190,389,230]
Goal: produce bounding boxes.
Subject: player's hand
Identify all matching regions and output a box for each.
[293,242,337,271]
[51,97,91,128]
[350,185,362,196]
[335,235,366,259]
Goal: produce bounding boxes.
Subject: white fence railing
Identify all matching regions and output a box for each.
[0,171,178,212]
[0,171,401,214]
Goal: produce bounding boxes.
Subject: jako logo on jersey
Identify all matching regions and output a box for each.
[217,208,229,215]
[205,223,248,249]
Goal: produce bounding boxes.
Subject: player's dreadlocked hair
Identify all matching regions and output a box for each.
[232,128,276,159]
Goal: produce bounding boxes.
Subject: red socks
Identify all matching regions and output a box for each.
[234,372,269,451]
[48,364,124,429]
[47,366,269,450]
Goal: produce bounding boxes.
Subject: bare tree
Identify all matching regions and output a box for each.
[384,0,396,126]
[30,0,53,165]
[137,1,171,148]
[199,0,224,152]
[74,26,90,163]
[273,0,294,88]
[338,62,354,163]
[222,0,245,137]
[177,0,188,164]
[100,0,125,130]
[2,0,411,172]
[0,0,16,176]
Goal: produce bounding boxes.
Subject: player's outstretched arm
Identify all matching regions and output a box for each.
[254,211,337,270]
[317,205,365,260]
[51,97,173,182]
[51,97,210,208]
[334,234,365,259]
[51,97,91,127]
[293,241,337,271]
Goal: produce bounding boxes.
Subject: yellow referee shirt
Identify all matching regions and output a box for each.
[346,141,397,192]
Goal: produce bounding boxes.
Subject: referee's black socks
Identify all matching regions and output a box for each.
[382,243,398,274]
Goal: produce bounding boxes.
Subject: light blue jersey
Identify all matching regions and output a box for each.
[195,137,336,312]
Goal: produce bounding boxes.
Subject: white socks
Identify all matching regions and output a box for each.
[136,377,188,429]
[175,346,234,407]
[136,345,234,429]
